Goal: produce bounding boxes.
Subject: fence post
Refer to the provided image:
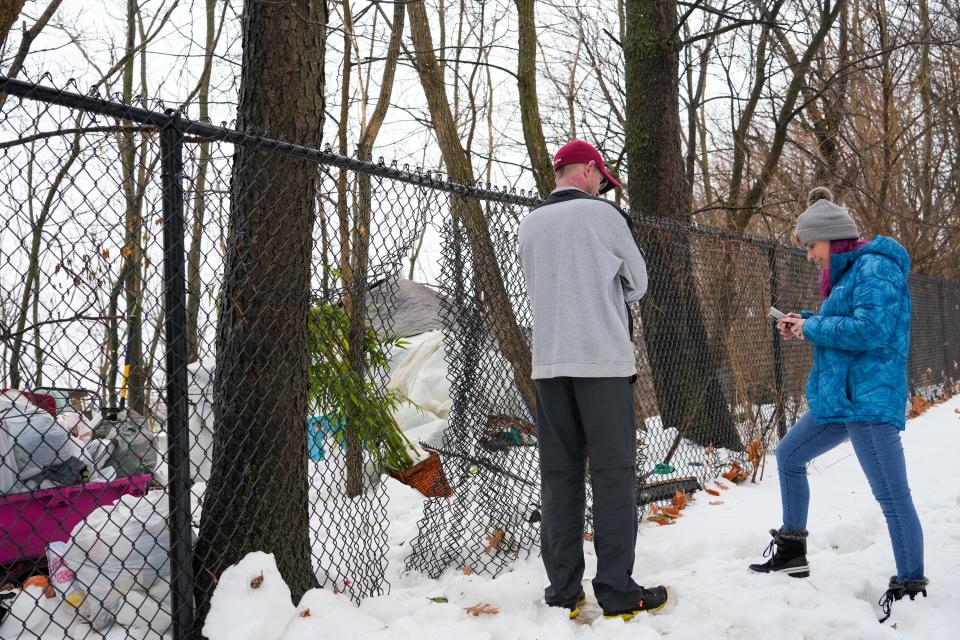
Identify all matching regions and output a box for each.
[937,280,950,387]
[767,246,787,439]
[161,117,195,639]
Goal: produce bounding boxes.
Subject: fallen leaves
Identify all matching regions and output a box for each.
[484,529,505,555]
[645,514,676,526]
[746,440,762,467]
[463,566,475,576]
[661,506,682,518]
[250,572,264,589]
[299,609,311,618]
[428,596,449,603]
[708,501,724,505]
[582,533,594,542]
[721,461,750,484]
[464,603,499,616]
[705,488,721,496]
[910,396,930,417]
[671,490,687,510]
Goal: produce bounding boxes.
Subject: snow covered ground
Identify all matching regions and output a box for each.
[202,395,960,640]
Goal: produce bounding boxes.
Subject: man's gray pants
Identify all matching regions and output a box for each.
[535,376,642,612]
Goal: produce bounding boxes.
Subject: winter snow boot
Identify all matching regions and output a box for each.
[602,586,670,620]
[878,576,929,623]
[748,528,809,578]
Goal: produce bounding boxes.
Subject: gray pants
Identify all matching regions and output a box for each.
[535,377,642,612]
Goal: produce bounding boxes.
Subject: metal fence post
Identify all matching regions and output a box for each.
[161,117,195,639]
[767,246,787,439]
[937,280,950,385]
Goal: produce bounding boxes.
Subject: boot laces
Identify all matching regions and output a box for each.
[878,585,904,623]
[762,538,776,558]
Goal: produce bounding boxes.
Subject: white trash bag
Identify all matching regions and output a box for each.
[62,491,173,631]
[0,391,84,490]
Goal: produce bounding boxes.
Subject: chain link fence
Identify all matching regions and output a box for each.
[1,76,958,638]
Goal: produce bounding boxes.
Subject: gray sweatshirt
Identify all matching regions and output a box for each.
[517,187,648,379]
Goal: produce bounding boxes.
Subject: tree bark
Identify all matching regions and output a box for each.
[515,0,555,197]
[193,0,327,628]
[624,0,742,450]
[407,0,536,415]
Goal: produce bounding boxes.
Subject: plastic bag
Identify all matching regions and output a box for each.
[94,410,157,478]
[1,391,84,490]
[62,491,172,630]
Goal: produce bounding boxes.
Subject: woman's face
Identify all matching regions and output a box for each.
[805,239,831,267]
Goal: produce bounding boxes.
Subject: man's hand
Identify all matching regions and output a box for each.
[777,315,805,341]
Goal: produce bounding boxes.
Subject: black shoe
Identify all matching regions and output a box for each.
[878,576,928,623]
[748,528,809,578]
[602,586,669,620]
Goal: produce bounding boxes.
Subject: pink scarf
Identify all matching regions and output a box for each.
[820,239,869,299]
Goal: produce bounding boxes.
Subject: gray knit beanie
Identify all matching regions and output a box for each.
[794,187,859,245]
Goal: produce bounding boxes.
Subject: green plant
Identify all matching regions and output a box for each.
[306,300,424,474]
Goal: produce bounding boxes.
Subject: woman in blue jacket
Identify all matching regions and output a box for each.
[748,188,927,622]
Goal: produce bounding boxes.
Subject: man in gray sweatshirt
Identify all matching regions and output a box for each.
[518,140,669,619]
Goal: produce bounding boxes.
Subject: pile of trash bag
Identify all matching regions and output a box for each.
[0,391,85,492]
[1,389,158,494]
[60,491,174,631]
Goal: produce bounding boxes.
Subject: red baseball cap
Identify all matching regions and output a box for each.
[552,140,621,194]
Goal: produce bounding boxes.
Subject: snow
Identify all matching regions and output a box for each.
[201,395,960,640]
[202,552,297,640]
[4,397,957,639]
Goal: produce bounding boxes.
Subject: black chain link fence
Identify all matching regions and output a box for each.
[1,75,958,638]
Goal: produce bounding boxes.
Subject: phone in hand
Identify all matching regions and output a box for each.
[768,306,787,321]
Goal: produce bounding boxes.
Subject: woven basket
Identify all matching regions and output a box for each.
[391,451,453,498]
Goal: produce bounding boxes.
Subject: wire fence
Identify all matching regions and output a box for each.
[0,75,957,639]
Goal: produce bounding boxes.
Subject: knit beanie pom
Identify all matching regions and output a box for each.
[807,186,834,206]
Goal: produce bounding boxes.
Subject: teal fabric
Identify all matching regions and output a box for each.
[801,236,912,429]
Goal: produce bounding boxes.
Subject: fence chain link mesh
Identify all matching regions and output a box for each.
[0,75,958,639]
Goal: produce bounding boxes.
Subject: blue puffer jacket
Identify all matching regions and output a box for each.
[800,236,912,429]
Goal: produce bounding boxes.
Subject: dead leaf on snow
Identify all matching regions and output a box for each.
[484,529,505,555]
[250,573,264,589]
[464,603,499,616]
[706,488,721,496]
[299,609,311,618]
[463,566,475,575]
[582,533,594,541]
[708,501,724,505]
[672,490,687,510]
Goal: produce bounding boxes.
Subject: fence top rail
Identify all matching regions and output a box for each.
[0,75,541,205]
[3,74,948,266]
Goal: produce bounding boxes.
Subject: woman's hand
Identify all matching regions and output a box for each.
[778,315,805,341]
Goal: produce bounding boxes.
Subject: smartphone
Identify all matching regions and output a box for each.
[768,306,787,321]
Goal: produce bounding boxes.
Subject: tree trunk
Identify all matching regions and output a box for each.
[407,0,536,415]
[0,0,27,51]
[515,0,554,197]
[193,0,327,628]
[624,0,742,450]
[119,0,145,413]
[185,0,219,365]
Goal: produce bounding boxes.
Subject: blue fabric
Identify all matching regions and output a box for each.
[777,412,924,581]
[801,236,912,429]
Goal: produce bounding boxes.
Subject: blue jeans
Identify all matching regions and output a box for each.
[776,412,924,581]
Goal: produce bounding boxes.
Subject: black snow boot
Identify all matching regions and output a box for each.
[748,528,809,578]
[878,576,929,623]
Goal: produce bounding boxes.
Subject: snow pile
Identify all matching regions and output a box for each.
[202,552,381,640]
[203,395,960,640]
